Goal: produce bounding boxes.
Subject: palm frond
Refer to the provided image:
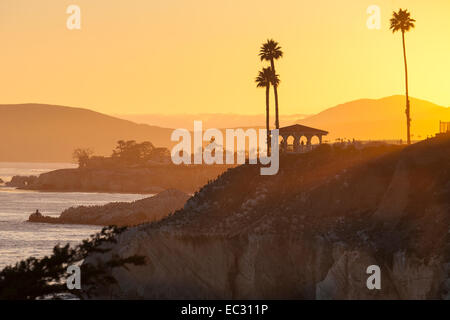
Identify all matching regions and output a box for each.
[390,9,415,33]
[255,67,280,88]
[259,39,284,62]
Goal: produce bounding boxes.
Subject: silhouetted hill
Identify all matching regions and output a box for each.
[87,134,450,299]
[2,97,448,162]
[299,96,450,141]
[0,104,174,162]
[13,164,230,194]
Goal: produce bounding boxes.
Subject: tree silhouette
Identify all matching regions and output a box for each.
[259,39,283,129]
[256,67,280,152]
[390,9,415,145]
[72,148,93,168]
[112,140,155,165]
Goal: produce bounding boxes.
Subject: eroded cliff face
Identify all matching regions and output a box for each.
[316,248,447,299]
[91,232,332,299]
[90,234,448,299]
[86,137,450,299]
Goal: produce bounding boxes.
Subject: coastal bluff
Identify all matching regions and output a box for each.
[85,136,450,299]
[9,165,229,193]
[28,189,190,227]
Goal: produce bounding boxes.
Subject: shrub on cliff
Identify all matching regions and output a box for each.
[0,226,145,300]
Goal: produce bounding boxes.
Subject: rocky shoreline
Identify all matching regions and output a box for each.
[28,189,190,227]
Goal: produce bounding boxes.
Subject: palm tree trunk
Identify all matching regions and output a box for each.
[266,86,271,155]
[402,31,411,145]
[270,59,280,129]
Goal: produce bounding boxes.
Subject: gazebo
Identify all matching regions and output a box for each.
[278,124,329,153]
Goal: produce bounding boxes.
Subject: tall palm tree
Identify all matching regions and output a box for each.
[256,67,280,152]
[390,9,415,145]
[259,39,283,129]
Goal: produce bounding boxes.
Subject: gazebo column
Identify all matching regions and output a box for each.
[306,135,312,151]
[319,135,323,144]
[281,135,288,152]
[293,134,300,152]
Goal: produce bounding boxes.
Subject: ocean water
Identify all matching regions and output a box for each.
[0,163,148,270]
[0,162,77,182]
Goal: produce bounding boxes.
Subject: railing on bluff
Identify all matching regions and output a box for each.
[440,121,450,134]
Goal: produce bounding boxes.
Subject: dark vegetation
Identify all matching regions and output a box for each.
[73,140,171,169]
[0,226,145,300]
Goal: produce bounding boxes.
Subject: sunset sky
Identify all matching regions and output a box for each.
[0,0,449,115]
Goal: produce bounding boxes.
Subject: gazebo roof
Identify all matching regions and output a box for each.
[279,124,328,136]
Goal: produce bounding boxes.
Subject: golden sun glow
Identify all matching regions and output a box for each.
[0,0,449,116]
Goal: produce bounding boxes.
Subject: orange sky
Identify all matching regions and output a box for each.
[0,0,449,115]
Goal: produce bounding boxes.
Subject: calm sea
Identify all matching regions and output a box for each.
[0,162,148,270]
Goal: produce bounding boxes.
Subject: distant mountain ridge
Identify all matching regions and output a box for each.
[1,96,448,162]
[0,104,174,162]
[298,95,450,141]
